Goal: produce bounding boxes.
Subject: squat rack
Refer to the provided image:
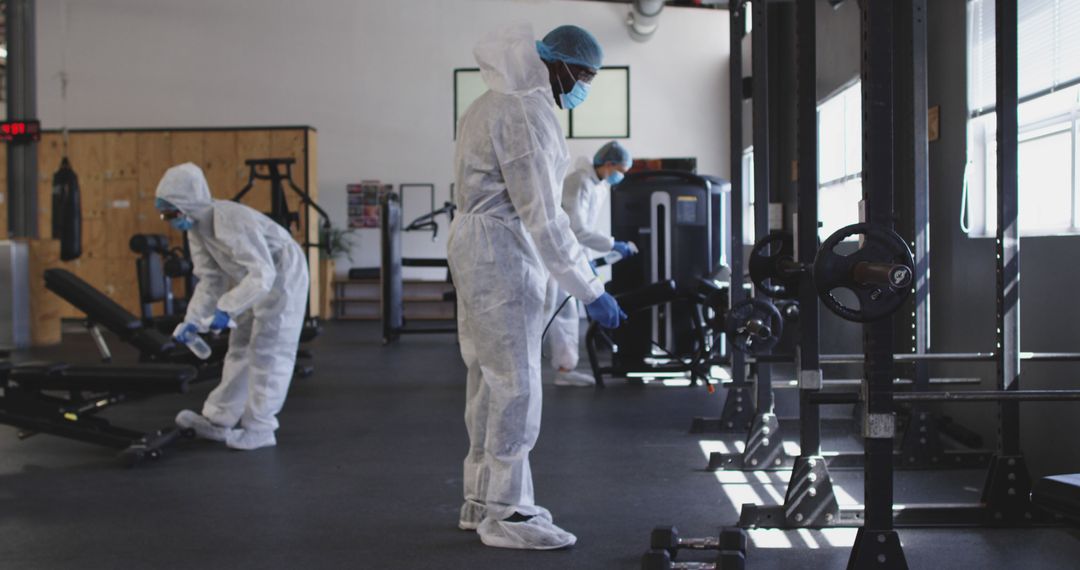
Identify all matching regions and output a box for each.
[755,0,1073,567]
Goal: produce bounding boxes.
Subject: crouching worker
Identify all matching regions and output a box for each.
[155,162,309,451]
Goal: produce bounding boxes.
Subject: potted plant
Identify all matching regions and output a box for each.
[317,226,357,319]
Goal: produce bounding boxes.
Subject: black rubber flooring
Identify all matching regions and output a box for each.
[2,321,1080,569]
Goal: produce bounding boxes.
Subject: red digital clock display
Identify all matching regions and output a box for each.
[0,120,41,143]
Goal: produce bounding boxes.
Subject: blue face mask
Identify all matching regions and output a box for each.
[606,170,625,185]
[170,216,195,231]
[558,61,591,110]
[561,81,590,110]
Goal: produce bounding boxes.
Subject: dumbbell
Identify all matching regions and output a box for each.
[641,547,746,570]
[650,526,748,559]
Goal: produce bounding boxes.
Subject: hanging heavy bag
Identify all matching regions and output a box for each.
[51,157,82,261]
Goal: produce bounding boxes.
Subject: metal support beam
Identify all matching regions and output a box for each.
[849,0,908,567]
[727,0,751,424]
[752,0,774,415]
[795,0,822,456]
[995,0,1021,458]
[5,0,39,238]
[691,0,755,435]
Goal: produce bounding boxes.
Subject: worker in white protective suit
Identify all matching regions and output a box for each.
[545,141,637,387]
[154,163,309,451]
[448,24,627,550]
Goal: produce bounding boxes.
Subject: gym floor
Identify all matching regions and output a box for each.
[3,322,1080,569]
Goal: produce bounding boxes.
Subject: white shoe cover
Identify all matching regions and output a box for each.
[175,410,229,442]
[477,515,577,550]
[460,503,553,531]
[554,370,596,387]
[225,428,277,450]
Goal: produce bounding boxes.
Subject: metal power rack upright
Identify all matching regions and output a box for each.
[692,0,754,435]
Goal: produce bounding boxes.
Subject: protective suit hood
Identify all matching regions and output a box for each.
[474,24,550,96]
[156,162,213,217]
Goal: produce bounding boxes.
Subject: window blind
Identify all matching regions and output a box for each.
[968,0,1080,114]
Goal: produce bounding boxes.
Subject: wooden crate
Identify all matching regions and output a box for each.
[0,126,321,321]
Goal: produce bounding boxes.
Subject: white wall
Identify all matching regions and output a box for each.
[36,0,730,276]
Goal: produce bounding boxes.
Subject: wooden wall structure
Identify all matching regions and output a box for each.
[0,126,323,321]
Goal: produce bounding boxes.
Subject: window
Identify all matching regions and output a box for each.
[453,67,630,139]
[816,81,863,239]
[965,0,1080,236]
[738,81,863,244]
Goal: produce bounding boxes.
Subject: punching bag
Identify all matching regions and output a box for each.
[51,157,82,261]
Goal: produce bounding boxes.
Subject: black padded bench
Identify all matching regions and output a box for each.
[1032,474,1080,521]
[0,360,197,463]
[9,361,194,393]
[45,268,188,361]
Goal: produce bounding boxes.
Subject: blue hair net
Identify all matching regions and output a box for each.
[155,197,178,211]
[593,141,633,169]
[536,25,604,71]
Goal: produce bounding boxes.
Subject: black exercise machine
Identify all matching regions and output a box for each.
[232,157,328,341]
[129,234,194,333]
[606,171,732,386]
[586,277,730,388]
[233,158,332,236]
[0,359,197,464]
[379,192,457,344]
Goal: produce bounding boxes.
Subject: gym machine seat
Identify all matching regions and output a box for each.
[0,360,197,463]
[1031,474,1080,521]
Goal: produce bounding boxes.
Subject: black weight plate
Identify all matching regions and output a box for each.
[813,223,914,323]
[749,232,800,299]
[724,298,784,355]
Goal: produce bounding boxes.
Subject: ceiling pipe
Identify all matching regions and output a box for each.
[627,0,665,42]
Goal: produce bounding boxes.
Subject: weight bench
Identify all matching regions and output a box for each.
[0,360,197,463]
[45,268,205,363]
[1032,474,1080,521]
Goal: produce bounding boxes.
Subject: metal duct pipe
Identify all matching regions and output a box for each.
[627,0,665,42]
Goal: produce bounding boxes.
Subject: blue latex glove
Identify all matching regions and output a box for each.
[209,309,231,333]
[612,241,637,258]
[585,293,628,329]
[172,322,199,343]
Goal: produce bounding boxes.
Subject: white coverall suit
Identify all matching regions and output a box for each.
[157,163,309,436]
[544,158,615,371]
[447,24,605,544]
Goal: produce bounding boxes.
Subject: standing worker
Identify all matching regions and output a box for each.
[155,163,309,451]
[449,24,627,550]
[546,141,637,387]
